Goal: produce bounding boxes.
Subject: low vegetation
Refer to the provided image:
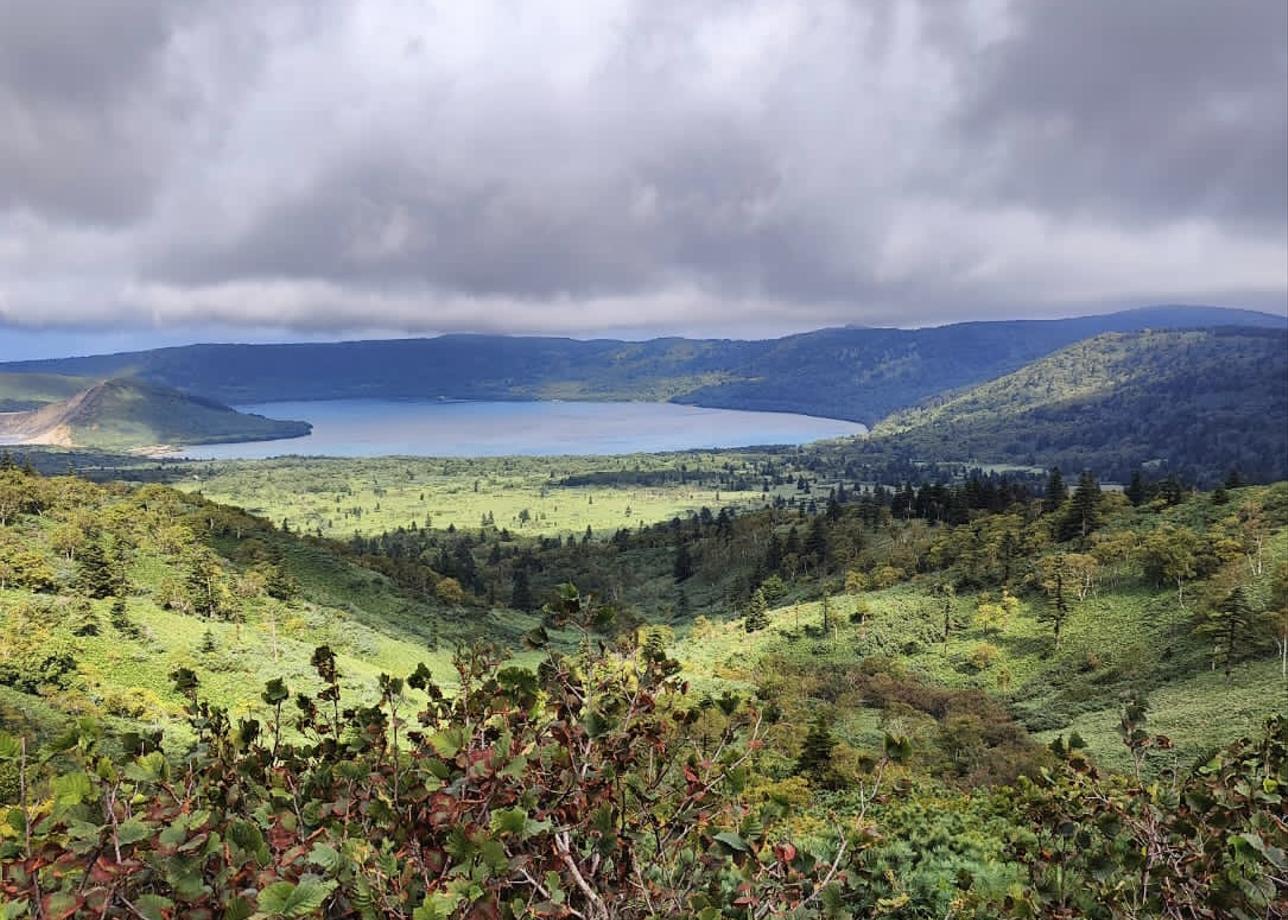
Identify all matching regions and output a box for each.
[1,454,1285,916]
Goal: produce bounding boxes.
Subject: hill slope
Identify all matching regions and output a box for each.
[862,327,1288,482]
[0,372,94,412]
[0,378,311,450]
[4,305,1281,424]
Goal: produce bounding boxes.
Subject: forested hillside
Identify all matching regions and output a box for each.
[1,460,1284,917]
[855,328,1288,484]
[5,305,1281,424]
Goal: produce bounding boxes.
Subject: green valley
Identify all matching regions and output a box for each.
[1,452,1284,918]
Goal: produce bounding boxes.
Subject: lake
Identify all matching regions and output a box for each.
[178,400,866,458]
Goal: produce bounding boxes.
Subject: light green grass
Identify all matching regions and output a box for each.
[174,453,797,539]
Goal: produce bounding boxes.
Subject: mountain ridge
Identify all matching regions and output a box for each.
[855,326,1288,482]
[3,305,1282,424]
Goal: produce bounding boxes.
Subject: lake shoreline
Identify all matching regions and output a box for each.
[168,398,867,460]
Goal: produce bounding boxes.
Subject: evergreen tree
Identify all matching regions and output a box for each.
[795,715,836,784]
[1200,585,1259,681]
[263,564,300,602]
[1058,471,1102,542]
[763,532,783,575]
[936,581,957,647]
[1037,557,1071,648]
[185,547,230,619]
[198,628,217,654]
[805,517,829,569]
[672,541,694,582]
[1042,468,1068,514]
[109,597,140,639]
[1125,470,1146,507]
[511,568,535,611]
[743,588,769,633]
[69,599,100,637]
[784,526,801,559]
[76,541,123,599]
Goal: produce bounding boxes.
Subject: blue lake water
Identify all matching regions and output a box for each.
[179,400,866,459]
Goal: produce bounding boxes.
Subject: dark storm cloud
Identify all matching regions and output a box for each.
[0,0,1283,337]
[0,1,222,222]
[960,0,1288,229]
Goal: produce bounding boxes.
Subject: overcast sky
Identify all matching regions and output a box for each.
[0,0,1285,358]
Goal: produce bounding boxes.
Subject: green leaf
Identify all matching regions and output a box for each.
[429,726,465,758]
[116,818,152,845]
[256,876,338,918]
[413,891,462,920]
[713,831,748,853]
[222,896,254,920]
[124,751,168,783]
[228,820,269,866]
[491,807,528,836]
[52,771,92,806]
[0,733,20,760]
[308,842,342,873]
[133,894,174,920]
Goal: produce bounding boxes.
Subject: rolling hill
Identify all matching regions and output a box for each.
[3,305,1282,425]
[860,327,1288,482]
[0,371,94,412]
[0,377,311,450]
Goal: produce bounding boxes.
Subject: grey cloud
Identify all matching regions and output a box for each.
[960,0,1288,228]
[0,0,1283,337]
[0,1,198,222]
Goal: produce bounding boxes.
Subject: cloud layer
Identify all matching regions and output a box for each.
[1,0,1284,338]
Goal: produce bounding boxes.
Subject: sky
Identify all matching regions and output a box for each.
[0,0,1285,359]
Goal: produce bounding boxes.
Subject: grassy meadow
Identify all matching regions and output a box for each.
[170,452,801,538]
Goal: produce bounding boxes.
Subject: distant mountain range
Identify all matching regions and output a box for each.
[4,305,1283,425]
[0,378,310,452]
[0,305,1283,475]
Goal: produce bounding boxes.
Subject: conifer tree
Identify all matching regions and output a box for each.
[743,588,769,632]
[805,517,829,569]
[795,715,836,784]
[1201,585,1259,681]
[820,590,834,638]
[76,541,123,599]
[936,581,957,647]
[511,568,535,611]
[1037,557,1071,648]
[1058,471,1102,542]
[673,541,694,582]
[1042,467,1068,514]
[763,532,783,575]
[1125,470,1146,507]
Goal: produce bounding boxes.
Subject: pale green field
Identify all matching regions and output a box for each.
[173,453,797,538]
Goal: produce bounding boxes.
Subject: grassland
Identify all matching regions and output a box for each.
[171,452,800,538]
